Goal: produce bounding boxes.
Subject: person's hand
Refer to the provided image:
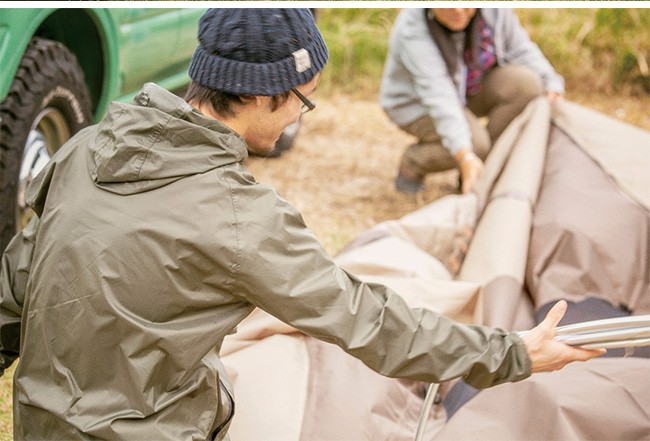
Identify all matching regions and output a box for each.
[545,91,563,105]
[522,300,606,373]
[455,148,483,194]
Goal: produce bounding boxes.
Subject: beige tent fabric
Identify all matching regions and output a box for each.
[480,277,535,331]
[225,332,447,441]
[223,334,309,441]
[221,99,650,440]
[526,125,650,314]
[433,358,650,441]
[472,98,550,212]
[553,100,650,210]
[221,307,300,357]
[298,338,445,441]
[461,98,550,327]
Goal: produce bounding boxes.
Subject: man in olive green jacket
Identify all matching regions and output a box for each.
[0,9,602,441]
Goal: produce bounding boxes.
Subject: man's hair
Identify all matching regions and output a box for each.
[184,82,291,118]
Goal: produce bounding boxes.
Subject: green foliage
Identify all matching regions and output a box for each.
[592,9,650,91]
[317,8,650,97]
[518,8,650,95]
[316,8,398,96]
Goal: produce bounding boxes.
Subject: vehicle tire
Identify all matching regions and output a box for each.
[0,37,92,253]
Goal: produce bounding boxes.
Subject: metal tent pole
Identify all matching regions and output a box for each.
[414,383,440,441]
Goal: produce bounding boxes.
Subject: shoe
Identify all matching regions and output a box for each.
[395,165,424,194]
[395,174,424,193]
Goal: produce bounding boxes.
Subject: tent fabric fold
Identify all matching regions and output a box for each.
[221,98,650,440]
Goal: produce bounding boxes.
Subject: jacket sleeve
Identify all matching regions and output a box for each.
[231,183,531,389]
[0,216,40,376]
[495,9,565,94]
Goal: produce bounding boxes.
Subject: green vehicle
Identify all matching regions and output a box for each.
[0,8,205,252]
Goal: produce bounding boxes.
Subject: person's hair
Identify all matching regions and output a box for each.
[184,82,291,118]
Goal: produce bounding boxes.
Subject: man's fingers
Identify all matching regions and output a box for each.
[573,346,607,360]
[585,349,607,359]
[542,300,568,330]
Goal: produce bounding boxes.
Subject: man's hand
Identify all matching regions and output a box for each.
[522,300,606,373]
[455,148,483,194]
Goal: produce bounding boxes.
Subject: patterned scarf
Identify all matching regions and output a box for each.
[424,9,497,97]
[464,14,496,96]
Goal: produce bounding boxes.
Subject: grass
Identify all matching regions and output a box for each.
[316,8,399,96]
[518,8,650,96]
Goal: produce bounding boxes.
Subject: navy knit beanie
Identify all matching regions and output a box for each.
[189,8,329,96]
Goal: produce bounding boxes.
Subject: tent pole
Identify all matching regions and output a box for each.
[414,382,439,441]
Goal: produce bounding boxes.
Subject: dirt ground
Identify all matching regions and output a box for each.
[244,92,650,256]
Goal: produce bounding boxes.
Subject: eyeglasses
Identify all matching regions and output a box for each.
[291,88,316,114]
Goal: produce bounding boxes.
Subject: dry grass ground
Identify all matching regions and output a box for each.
[0,92,647,438]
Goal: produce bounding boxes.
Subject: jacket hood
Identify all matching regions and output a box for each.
[87,83,248,195]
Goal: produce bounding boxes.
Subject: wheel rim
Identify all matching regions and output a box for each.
[17,106,71,228]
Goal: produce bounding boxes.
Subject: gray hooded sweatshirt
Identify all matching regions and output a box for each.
[0,83,530,440]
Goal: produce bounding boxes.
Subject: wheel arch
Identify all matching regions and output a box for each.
[0,8,120,122]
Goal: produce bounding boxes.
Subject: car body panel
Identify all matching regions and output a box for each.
[0,7,205,121]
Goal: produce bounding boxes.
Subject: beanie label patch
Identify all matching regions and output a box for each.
[293,48,311,73]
